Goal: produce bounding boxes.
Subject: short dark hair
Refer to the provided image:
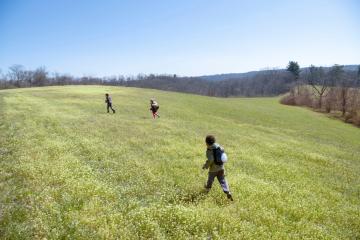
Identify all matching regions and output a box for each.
[205,135,216,145]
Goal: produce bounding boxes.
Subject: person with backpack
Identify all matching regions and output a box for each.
[150,98,160,119]
[105,93,116,113]
[202,135,233,201]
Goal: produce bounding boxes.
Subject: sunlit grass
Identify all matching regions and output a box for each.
[0,86,359,239]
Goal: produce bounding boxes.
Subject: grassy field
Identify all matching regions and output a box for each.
[0,86,359,239]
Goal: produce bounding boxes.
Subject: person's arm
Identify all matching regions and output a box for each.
[202,160,210,169]
[202,150,211,169]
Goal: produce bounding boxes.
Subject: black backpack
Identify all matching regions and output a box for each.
[213,147,224,165]
[151,104,159,111]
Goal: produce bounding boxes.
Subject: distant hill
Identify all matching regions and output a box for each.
[200,65,359,81]
[342,65,360,71]
[199,71,261,81]
[1,64,358,98]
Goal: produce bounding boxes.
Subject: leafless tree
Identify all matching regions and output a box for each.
[330,65,352,116]
[33,67,48,86]
[307,65,328,109]
[8,64,26,87]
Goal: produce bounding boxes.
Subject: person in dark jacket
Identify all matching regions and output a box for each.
[105,93,116,113]
[202,135,233,201]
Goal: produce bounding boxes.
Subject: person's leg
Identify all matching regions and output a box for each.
[205,172,216,191]
[216,170,233,200]
[107,103,115,113]
[152,111,156,119]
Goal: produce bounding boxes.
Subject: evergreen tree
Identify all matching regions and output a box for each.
[286,61,300,80]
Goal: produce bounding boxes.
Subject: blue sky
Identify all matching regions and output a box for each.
[0,0,359,77]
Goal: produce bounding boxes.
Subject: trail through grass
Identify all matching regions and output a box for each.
[0,86,359,239]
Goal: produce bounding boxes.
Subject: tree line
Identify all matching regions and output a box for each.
[1,63,359,100]
[282,62,360,126]
[0,64,300,97]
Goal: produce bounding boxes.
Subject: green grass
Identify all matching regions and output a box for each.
[0,86,359,239]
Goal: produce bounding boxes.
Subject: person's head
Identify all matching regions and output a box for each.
[105,93,109,97]
[205,135,216,147]
[150,98,155,103]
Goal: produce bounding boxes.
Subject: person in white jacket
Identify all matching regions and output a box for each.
[105,93,116,113]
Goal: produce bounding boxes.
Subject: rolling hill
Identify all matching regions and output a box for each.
[199,65,359,81]
[0,86,359,239]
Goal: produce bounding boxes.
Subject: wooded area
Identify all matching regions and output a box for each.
[281,64,360,126]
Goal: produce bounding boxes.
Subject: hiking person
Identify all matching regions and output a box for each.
[150,98,160,119]
[105,93,116,113]
[202,135,233,201]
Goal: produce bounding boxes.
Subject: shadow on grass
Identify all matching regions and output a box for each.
[166,186,234,206]
[178,189,209,204]
[164,186,208,205]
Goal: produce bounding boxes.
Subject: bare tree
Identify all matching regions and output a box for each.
[23,70,34,87]
[330,65,351,116]
[8,64,26,87]
[33,67,48,86]
[307,65,328,109]
[0,69,4,89]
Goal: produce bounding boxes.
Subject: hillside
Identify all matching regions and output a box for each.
[0,86,359,239]
[199,64,359,81]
